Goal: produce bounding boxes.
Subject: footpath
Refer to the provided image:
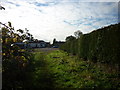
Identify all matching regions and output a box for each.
[31,49,119,88]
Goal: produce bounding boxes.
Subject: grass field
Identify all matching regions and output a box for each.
[30,49,119,88]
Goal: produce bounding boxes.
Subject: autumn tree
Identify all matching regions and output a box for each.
[1,22,32,88]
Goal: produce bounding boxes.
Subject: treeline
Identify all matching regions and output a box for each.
[60,23,120,66]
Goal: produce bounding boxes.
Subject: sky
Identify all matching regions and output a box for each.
[0,0,119,43]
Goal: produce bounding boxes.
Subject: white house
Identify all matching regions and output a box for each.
[14,40,50,49]
[28,41,46,48]
[28,40,50,48]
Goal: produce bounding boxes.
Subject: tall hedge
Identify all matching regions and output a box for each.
[60,23,120,65]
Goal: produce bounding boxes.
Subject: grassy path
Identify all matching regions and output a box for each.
[31,49,119,88]
[31,52,55,88]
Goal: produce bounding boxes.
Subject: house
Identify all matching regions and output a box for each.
[14,42,27,49]
[14,40,50,49]
[28,40,50,48]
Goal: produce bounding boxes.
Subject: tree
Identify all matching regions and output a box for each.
[65,35,76,42]
[74,30,83,39]
[1,22,32,88]
[53,38,56,45]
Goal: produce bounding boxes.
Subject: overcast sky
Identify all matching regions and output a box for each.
[0,0,119,43]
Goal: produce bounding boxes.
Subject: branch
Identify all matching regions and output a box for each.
[0,5,5,10]
[0,22,13,30]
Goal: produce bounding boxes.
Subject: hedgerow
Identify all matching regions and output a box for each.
[60,23,120,66]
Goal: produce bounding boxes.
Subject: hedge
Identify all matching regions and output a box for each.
[60,23,120,65]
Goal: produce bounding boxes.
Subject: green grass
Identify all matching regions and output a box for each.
[30,50,119,88]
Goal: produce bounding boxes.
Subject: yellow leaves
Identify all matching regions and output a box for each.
[21,56,27,62]
[13,37,17,42]
[18,49,25,52]
[4,37,18,43]
[21,56,28,67]
[3,53,5,56]
[5,38,9,43]
[16,56,28,62]
[2,27,9,34]
[14,55,28,68]
[5,38,13,43]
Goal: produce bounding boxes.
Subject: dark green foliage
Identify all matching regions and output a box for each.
[53,38,56,45]
[60,23,120,65]
[66,35,76,42]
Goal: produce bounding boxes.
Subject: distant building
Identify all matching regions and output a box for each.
[29,40,45,48]
[14,42,26,49]
[14,40,50,49]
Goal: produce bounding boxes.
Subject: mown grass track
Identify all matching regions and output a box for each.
[31,49,119,89]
